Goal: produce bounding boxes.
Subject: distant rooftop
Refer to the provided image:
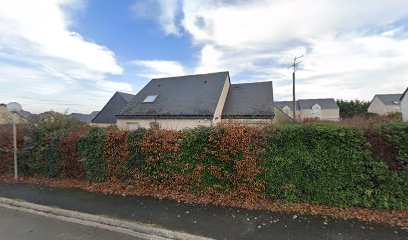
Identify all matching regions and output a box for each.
[374,94,402,105]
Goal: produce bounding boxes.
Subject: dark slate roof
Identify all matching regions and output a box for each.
[401,88,408,101]
[275,99,338,110]
[17,110,32,120]
[375,94,402,105]
[274,101,300,110]
[298,98,339,109]
[222,81,274,119]
[118,72,230,118]
[118,92,134,102]
[89,111,99,122]
[92,92,135,124]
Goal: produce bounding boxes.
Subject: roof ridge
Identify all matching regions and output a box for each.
[231,81,272,85]
[151,71,229,80]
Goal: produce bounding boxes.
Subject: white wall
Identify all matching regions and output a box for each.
[117,119,212,130]
[368,96,401,115]
[402,94,408,122]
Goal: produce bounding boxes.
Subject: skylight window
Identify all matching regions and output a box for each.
[143,95,158,103]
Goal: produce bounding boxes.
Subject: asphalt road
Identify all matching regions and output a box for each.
[0,206,140,240]
[0,183,407,240]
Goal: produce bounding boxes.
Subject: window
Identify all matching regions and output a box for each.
[143,95,158,103]
[312,104,321,117]
[282,105,291,115]
[127,123,139,131]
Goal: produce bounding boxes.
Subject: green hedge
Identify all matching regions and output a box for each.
[262,124,374,207]
[78,127,107,182]
[5,120,408,210]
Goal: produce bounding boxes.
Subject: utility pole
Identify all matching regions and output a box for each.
[292,55,303,121]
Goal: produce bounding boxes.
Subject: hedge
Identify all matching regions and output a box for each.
[2,121,407,210]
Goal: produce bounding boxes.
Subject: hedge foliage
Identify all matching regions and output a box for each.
[2,119,407,210]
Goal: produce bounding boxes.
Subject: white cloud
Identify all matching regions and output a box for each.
[130,60,186,79]
[131,0,181,35]
[135,0,408,100]
[0,0,131,113]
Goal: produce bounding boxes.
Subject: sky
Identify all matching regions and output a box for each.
[0,0,408,114]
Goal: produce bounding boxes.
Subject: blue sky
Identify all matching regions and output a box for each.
[1,0,408,113]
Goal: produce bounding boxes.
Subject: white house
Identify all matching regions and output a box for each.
[274,99,340,121]
[367,94,401,115]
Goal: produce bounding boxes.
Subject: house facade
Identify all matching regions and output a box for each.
[401,88,408,122]
[274,98,340,121]
[367,94,401,115]
[115,72,274,130]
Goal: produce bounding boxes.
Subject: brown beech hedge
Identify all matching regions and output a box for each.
[1,114,407,210]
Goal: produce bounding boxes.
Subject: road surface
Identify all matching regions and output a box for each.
[0,206,140,240]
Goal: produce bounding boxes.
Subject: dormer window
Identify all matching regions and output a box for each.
[143,95,158,103]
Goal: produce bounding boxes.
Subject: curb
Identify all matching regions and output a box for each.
[0,196,214,240]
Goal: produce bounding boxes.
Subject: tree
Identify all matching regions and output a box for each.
[336,99,370,119]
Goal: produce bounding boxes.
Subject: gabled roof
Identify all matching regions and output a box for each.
[298,98,339,109]
[274,101,300,110]
[92,92,135,124]
[399,88,408,101]
[374,94,402,105]
[118,72,230,118]
[117,92,134,102]
[222,81,274,119]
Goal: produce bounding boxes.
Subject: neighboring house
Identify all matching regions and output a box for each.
[69,112,99,123]
[91,92,134,126]
[367,94,402,115]
[274,98,340,121]
[0,103,31,124]
[116,72,275,130]
[401,88,408,122]
[221,82,274,124]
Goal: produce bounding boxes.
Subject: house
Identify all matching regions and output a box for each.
[116,72,275,130]
[0,103,31,124]
[368,94,402,115]
[401,88,408,122]
[91,92,134,126]
[367,94,401,115]
[274,98,340,121]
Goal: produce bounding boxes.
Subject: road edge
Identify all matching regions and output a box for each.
[0,196,214,240]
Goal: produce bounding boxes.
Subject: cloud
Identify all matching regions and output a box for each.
[130,60,186,78]
[0,0,130,113]
[131,0,182,35]
[134,0,408,100]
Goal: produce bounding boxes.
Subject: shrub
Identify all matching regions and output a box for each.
[139,128,184,180]
[19,112,84,177]
[0,127,24,174]
[104,130,130,181]
[58,128,86,179]
[262,124,373,207]
[127,128,148,174]
[79,127,107,182]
